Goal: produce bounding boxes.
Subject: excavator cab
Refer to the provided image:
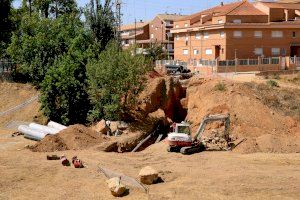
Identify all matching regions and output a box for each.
[174,122,191,135]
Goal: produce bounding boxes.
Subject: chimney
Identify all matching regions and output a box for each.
[220,2,224,6]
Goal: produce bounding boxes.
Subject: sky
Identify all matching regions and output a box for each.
[13,0,236,24]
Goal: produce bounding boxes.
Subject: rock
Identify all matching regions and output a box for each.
[138,166,159,185]
[148,109,166,120]
[106,177,127,197]
[92,120,107,134]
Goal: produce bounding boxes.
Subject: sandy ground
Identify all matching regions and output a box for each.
[0,129,299,200]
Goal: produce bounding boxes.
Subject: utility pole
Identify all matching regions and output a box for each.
[134,18,137,45]
[115,0,122,44]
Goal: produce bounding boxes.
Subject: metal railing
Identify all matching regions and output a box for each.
[0,60,16,74]
[156,60,187,67]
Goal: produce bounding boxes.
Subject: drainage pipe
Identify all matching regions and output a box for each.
[18,125,48,141]
[29,123,60,135]
[47,121,67,131]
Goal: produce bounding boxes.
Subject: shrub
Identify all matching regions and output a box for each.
[214,82,226,91]
[267,80,279,88]
[40,53,90,125]
[87,42,150,122]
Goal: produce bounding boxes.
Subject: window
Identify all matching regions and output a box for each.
[184,23,188,27]
[293,31,296,38]
[176,35,180,41]
[167,44,173,50]
[271,48,280,56]
[195,33,201,39]
[233,19,241,23]
[220,31,225,38]
[193,49,199,55]
[151,34,154,39]
[185,34,189,41]
[204,32,209,39]
[233,31,242,38]
[272,31,283,38]
[175,25,179,28]
[183,49,188,55]
[218,19,223,24]
[155,27,158,30]
[254,31,262,38]
[254,48,263,55]
[151,24,154,28]
[205,49,212,55]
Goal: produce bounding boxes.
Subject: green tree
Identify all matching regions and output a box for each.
[87,42,150,122]
[85,0,116,51]
[0,0,13,58]
[40,29,93,125]
[8,13,83,85]
[145,42,166,65]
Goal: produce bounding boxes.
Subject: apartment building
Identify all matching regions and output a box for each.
[171,0,300,62]
[120,14,184,58]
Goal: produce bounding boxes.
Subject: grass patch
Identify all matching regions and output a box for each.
[214,82,226,91]
[267,80,279,88]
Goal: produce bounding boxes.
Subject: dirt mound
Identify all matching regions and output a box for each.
[30,124,107,152]
[186,77,300,153]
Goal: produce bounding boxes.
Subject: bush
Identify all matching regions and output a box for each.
[267,80,279,88]
[214,82,226,91]
[87,42,150,122]
[40,53,90,125]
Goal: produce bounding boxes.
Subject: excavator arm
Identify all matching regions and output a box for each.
[193,114,230,141]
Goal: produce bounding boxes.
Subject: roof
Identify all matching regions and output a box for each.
[227,1,266,16]
[157,14,186,21]
[176,1,269,23]
[258,1,300,9]
[120,21,150,31]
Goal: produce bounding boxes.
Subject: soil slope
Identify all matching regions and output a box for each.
[185,77,300,153]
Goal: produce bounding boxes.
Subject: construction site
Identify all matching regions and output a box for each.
[0,70,300,199]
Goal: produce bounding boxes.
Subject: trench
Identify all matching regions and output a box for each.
[134,81,188,152]
[104,78,189,153]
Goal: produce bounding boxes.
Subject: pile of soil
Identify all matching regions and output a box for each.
[30,124,107,152]
[185,77,300,153]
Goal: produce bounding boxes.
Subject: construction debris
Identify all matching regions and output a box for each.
[106,177,127,197]
[46,155,60,160]
[138,166,159,185]
[98,167,147,192]
[60,156,70,166]
[72,156,84,168]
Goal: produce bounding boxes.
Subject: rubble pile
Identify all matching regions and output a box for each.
[202,130,230,151]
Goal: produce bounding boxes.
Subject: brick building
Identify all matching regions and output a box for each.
[171,0,300,62]
[120,14,184,58]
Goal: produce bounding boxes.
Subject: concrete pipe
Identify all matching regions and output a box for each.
[18,125,47,141]
[29,123,60,135]
[47,121,67,131]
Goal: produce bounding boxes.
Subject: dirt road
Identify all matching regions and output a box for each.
[0,130,299,200]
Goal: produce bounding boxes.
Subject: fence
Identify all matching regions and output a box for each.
[156,56,300,75]
[0,60,16,74]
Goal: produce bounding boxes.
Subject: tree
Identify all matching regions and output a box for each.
[0,0,13,58]
[87,42,150,122]
[85,0,116,51]
[145,42,166,65]
[40,29,93,125]
[8,13,84,85]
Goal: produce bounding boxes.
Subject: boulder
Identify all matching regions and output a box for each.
[138,166,158,185]
[106,177,127,197]
[92,120,107,134]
